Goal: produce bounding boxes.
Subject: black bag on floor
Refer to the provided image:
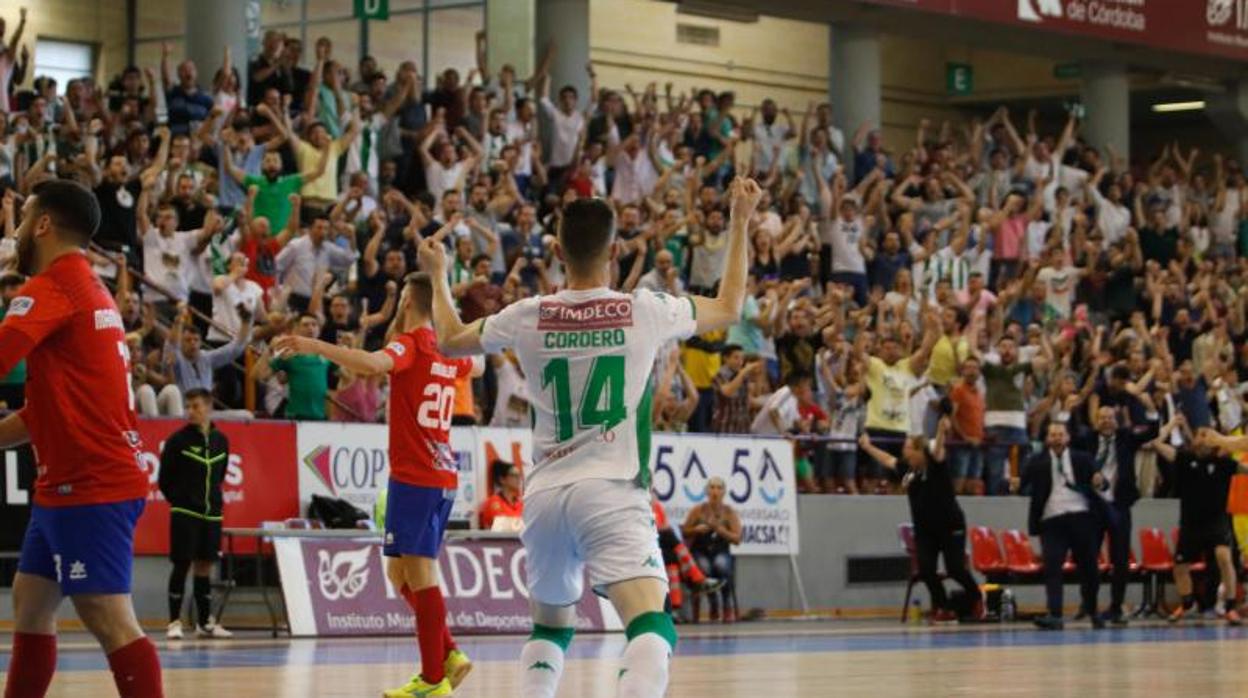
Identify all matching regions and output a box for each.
[308,494,370,529]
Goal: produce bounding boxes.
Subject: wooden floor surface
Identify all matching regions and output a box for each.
[11,622,1248,697]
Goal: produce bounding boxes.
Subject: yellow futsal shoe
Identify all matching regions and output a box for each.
[382,675,452,697]
[445,649,474,688]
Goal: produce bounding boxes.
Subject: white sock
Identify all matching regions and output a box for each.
[520,638,565,698]
[617,633,671,698]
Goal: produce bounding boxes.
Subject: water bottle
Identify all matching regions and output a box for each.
[909,599,922,625]
[1001,589,1016,622]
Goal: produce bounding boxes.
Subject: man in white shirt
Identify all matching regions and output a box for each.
[633,249,685,295]
[274,216,359,312]
[1034,249,1085,323]
[751,373,808,436]
[137,196,220,310]
[210,253,267,344]
[610,133,656,206]
[1020,422,1104,630]
[752,99,792,175]
[538,70,588,181]
[420,124,484,208]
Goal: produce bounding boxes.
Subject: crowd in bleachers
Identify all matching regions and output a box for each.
[2,10,1248,499]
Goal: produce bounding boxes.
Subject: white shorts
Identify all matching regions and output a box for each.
[521,478,665,606]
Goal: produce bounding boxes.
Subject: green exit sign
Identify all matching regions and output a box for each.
[1054,62,1082,80]
[354,0,389,20]
[946,63,973,97]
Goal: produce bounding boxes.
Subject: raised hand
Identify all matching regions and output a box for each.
[728,177,764,223]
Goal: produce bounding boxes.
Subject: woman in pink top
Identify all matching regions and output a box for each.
[330,330,385,422]
[991,187,1044,286]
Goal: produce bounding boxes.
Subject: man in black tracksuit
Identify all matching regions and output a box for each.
[158,388,232,639]
[860,416,984,622]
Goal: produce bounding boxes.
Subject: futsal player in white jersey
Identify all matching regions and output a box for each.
[416,177,763,698]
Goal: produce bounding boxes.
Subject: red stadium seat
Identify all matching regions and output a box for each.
[969,526,1007,577]
[1001,529,1042,576]
[1097,539,1112,574]
[1139,528,1174,572]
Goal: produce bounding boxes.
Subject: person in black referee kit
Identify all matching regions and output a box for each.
[158,388,234,639]
[1153,421,1248,626]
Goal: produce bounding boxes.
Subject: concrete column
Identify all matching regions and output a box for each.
[487,0,535,81]
[535,0,590,100]
[185,1,252,95]
[1080,62,1130,165]
[829,23,881,181]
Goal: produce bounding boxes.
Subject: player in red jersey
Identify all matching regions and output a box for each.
[0,180,163,698]
[274,265,481,698]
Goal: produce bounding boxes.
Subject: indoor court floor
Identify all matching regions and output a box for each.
[5,620,1248,697]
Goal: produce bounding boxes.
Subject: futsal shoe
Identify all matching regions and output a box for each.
[1098,610,1128,628]
[695,577,726,596]
[930,609,957,624]
[1226,609,1243,626]
[1032,615,1064,631]
[1168,605,1191,624]
[196,618,234,638]
[445,648,474,688]
[383,675,453,697]
[166,620,184,640]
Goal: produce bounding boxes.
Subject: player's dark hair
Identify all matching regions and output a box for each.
[404,271,434,315]
[184,388,213,403]
[31,180,100,246]
[558,198,615,274]
[722,344,743,358]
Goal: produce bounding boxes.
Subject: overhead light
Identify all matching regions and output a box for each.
[1151,101,1206,113]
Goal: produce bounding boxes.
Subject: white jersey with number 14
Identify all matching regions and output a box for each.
[480,287,697,496]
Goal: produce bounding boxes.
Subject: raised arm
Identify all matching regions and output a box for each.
[416,217,486,356]
[140,125,172,188]
[272,334,395,377]
[690,178,764,333]
[7,7,26,58]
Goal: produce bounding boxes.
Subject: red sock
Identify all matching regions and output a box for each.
[667,563,684,608]
[442,624,457,653]
[5,632,56,698]
[401,586,448,683]
[106,637,164,698]
[676,543,707,584]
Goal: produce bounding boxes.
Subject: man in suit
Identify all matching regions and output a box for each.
[1021,421,1106,630]
[1082,406,1142,626]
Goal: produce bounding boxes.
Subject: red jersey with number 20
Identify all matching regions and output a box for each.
[382,327,473,489]
[0,254,148,507]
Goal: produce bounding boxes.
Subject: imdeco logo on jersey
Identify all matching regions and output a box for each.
[537,298,633,330]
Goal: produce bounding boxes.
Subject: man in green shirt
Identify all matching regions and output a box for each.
[977,335,1036,496]
[226,145,329,232]
[261,314,331,420]
[0,272,27,409]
